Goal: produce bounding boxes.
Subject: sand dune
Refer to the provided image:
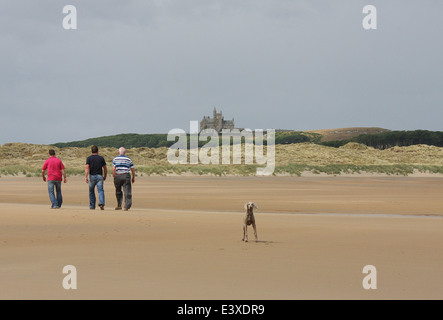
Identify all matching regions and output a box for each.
[1,175,443,299]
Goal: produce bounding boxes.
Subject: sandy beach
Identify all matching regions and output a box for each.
[1,174,443,300]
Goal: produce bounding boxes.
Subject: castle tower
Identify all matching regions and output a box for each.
[200,108,235,133]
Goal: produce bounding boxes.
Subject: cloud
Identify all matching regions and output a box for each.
[0,0,442,144]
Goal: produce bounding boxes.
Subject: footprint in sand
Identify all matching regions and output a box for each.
[137,219,151,227]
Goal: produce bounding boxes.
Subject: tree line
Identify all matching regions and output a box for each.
[52,130,443,150]
[52,131,312,149]
[52,133,173,149]
[321,130,443,149]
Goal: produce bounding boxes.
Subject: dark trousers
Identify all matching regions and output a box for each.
[114,173,132,209]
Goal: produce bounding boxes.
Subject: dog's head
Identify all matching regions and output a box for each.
[244,202,258,212]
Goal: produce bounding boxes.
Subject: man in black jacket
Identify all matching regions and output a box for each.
[85,145,107,210]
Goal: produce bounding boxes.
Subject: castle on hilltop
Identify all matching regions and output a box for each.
[200,108,235,132]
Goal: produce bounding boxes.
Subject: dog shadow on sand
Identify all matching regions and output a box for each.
[242,239,277,245]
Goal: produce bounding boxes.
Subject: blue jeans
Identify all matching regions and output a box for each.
[48,180,63,208]
[89,175,105,209]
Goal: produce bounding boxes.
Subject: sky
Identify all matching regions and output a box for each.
[0,0,442,145]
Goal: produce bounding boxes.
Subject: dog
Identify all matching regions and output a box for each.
[242,202,258,242]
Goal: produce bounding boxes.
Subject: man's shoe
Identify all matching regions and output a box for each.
[99,204,104,210]
[115,207,122,210]
[124,208,129,211]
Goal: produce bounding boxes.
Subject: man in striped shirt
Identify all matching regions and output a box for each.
[112,147,135,211]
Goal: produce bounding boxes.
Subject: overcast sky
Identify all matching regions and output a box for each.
[0,0,442,145]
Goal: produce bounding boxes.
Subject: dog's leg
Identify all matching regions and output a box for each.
[242,224,246,241]
[252,222,258,242]
[243,224,248,242]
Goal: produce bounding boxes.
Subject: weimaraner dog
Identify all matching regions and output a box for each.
[242,202,258,242]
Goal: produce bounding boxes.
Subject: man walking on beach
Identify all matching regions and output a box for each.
[85,145,107,210]
[112,147,135,211]
[42,149,67,209]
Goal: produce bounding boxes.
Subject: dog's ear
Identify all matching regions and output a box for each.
[244,203,249,210]
[252,203,258,210]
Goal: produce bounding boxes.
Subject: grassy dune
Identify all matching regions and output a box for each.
[1,142,443,177]
[306,127,390,142]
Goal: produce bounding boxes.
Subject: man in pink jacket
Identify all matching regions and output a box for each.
[42,149,67,209]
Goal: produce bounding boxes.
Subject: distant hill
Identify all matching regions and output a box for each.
[52,131,316,148]
[52,133,173,149]
[51,127,443,151]
[306,127,390,142]
[322,129,443,149]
